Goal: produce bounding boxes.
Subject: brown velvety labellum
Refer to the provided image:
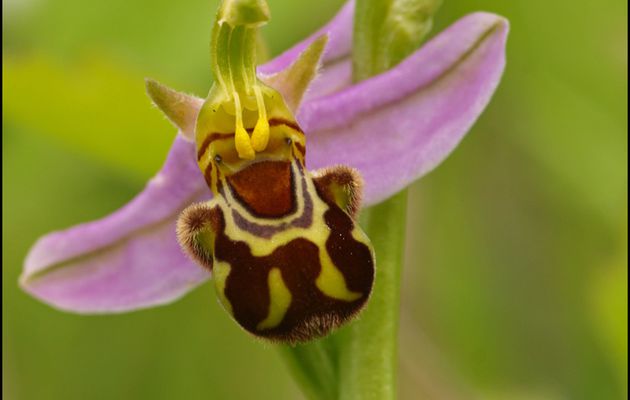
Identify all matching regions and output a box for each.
[227,160,295,218]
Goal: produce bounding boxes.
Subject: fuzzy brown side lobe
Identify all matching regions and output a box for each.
[312,165,364,218]
[176,203,221,271]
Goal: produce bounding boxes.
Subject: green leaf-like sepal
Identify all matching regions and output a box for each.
[260,35,328,112]
[145,78,203,140]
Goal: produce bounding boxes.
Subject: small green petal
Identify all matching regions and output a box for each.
[260,35,329,112]
[145,78,202,140]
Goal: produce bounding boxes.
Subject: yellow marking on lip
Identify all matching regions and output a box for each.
[316,248,362,301]
[257,268,292,330]
[213,261,233,315]
[351,225,374,252]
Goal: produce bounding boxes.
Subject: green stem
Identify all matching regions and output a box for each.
[279,0,437,397]
[279,192,408,400]
[336,192,408,400]
[278,339,338,400]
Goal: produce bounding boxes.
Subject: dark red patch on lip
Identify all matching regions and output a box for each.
[227,160,295,218]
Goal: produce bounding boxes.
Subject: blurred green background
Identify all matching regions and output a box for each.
[3,0,627,399]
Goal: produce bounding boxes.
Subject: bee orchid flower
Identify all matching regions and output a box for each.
[20,0,508,338]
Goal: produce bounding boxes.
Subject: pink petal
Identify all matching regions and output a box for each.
[21,135,211,312]
[301,12,509,205]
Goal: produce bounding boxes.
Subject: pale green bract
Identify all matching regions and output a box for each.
[353,0,441,80]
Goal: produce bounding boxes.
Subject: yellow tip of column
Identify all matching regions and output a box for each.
[235,127,255,159]
[251,118,270,152]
